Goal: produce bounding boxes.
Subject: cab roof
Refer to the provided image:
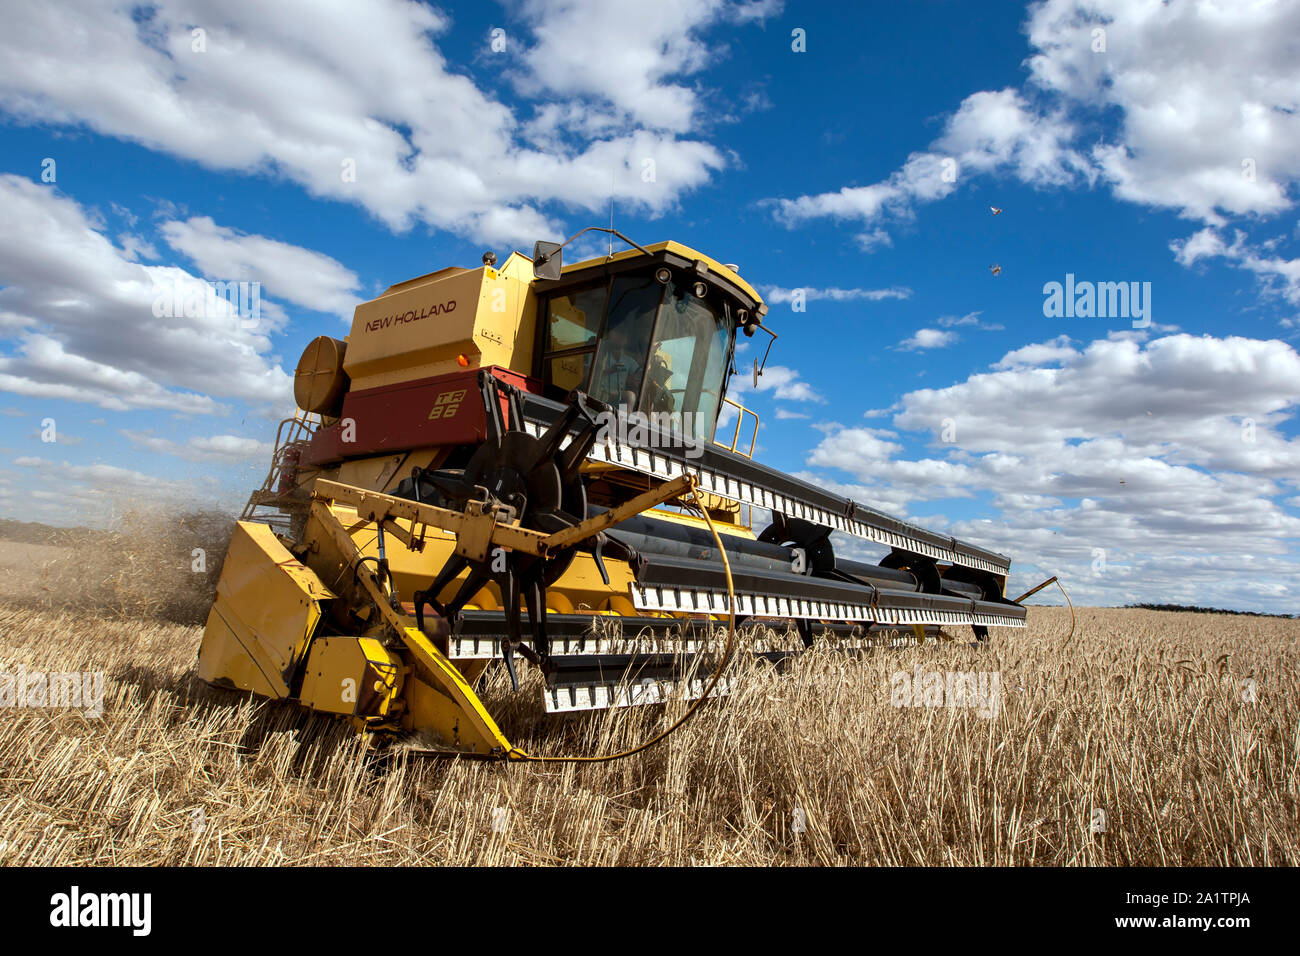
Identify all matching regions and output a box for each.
[560,240,765,314]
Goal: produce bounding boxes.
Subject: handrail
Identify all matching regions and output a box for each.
[240,409,320,520]
[713,398,759,458]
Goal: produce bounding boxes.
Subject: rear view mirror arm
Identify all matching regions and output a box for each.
[532,227,653,279]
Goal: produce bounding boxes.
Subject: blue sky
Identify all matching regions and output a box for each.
[0,0,1297,612]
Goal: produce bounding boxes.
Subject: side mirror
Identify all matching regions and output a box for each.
[532,241,563,281]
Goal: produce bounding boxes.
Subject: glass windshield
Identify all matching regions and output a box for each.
[588,273,660,409]
[573,269,734,441]
[646,279,731,441]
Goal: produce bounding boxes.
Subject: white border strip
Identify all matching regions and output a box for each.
[523,420,1009,574]
[630,583,1027,629]
[543,676,731,713]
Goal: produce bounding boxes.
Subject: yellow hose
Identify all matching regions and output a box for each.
[1057,577,1077,647]
[505,483,737,764]
[1014,574,1076,646]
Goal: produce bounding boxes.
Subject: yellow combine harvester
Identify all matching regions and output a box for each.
[198,229,1028,758]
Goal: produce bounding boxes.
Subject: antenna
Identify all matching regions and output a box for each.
[608,164,615,258]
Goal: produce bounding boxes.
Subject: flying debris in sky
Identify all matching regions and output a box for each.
[990,264,1002,276]
[990,206,1003,215]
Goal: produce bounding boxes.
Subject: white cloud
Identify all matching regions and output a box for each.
[897,328,957,350]
[802,331,1300,612]
[855,228,894,252]
[0,175,291,415]
[516,0,778,133]
[756,366,822,403]
[935,88,1089,186]
[160,217,361,319]
[1170,227,1228,268]
[121,429,274,463]
[808,428,978,503]
[807,427,903,469]
[936,310,1005,331]
[769,0,1300,296]
[0,0,761,248]
[10,454,233,525]
[1025,0,1300,225]
[759,285,912,305]
[1172,228,1300,307]
[13,455,204,496]
[118,233,159,262]
[729,364,823,403]
[992,335,1079,370]
[895,333,1300,471]
[770,88,1087,243]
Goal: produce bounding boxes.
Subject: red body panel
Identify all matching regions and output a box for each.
[302,366,538,466]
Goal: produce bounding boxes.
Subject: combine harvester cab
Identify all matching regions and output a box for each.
[199,229,1029,758]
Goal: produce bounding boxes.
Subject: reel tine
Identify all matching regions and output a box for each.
[420,553,469,619]
[533,390,606,483]
[556,393,605,483]
[534,403,579,464]
[445,567,490,621]
[591,533,610,586]
[502,567,521,692]
[525,572,549,663]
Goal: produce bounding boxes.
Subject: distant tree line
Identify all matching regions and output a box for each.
[1125,603,1296,619]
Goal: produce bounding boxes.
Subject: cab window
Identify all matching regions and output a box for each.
[545,283,605,352]
[539,281,607,400]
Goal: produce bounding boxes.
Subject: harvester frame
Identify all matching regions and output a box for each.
[200,228,1032,759]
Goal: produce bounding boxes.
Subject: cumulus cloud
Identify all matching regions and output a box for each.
[1025,0,1300,225]
[160,217,361,320]
[897,328,957,350]
[769,88,1087,244]
[516,0,778,133]
[120,429,274,464]
[768,0,1300,283]
[992,335,1079,370]
[0,175,292,416]
[728,364,823,403]
[1171,228,1300,306]
[803,332,1300,612]
[0,0,769,247]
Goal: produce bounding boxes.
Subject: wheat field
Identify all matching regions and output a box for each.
[0,575,1295,866]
